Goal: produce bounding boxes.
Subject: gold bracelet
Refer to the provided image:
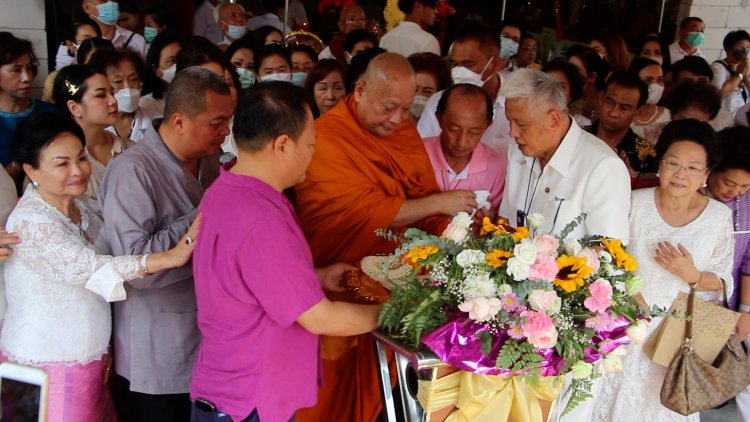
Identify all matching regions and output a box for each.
[690,271,702,289]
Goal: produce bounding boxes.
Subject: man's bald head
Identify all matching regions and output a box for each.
[437,84,494,122]
[354,53,417,137]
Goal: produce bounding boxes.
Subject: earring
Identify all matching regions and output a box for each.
[656,171,660,178]
[32,181,39,187]
[702,181,707,188]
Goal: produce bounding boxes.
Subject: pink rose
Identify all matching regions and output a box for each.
[577,248,601,274]
[443,222,469,243]
[528,254,558,282]
[584,278,613,313]
[521,309,555,338]
[528,290,558,312]
[458,297,502,322]
[585,312,617,332]
[533,234,560,256]
[528,330,558,349]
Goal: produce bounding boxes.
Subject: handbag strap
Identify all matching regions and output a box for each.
[684,287,696,340]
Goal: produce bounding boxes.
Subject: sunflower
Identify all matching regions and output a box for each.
[486,249,513,268]
[404,245,440,265]
[480,217,530,241]
[554,255,594,292]
[601,238,637,272]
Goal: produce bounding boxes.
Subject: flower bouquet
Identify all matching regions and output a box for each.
[372,212,650,414]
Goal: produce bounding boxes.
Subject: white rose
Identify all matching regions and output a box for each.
[442,222,469,243]
[526,212,545,230]
[563,238,582,255]
[458,297,503,322]
[456,249,485,268]
[497,283,513,295]
[506,257,530,281]
[598,250,613,264]
[626,320,649,344]
[513,242,538,265]
[452,212,473,228]
[464,271,496,299]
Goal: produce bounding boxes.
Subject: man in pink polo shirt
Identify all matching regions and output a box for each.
[423,83,507,215]
[189,81,382,422]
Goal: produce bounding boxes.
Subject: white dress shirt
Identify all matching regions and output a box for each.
[192,0,223,44]
[379,21,440,57]
[247,13,291,33]
[417,83,513,157]
[108,25,147,59]
[669,41,704,64]
[498,118,631,241]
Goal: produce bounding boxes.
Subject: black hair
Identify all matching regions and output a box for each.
[655,118,720,170]
[255,43,292,74]
[13,112,86,168]
[290,44,318,66]
[76,37,113,65]
[680,17,703,30]
[176,36,227,72]
[636,34,671,73]
[542,59,584,103]
[671,56,713,82]
[397,0,438,14]
[145,8,180,32]
[715,126,750,173]
[225,37,255,66]
[666,80,721,120]
[605,71,648,107]
[0,32,38,78]
[628,57,661,77]
[52,65,101,119]
[251,26,282,49]
[142,31,181,99]
[164,67,231,120]
[87,47,146,85]
[408,52,452,92]
[453,23,500,57]
[436,83,494,122]
[233,81,315,152]
[345,47,386,93]
[343,29,377,54]
[62,17,101,59]
[723,30,750,53]
[565,44,610,91]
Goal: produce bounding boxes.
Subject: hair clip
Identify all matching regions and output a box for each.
[65,80,79,95]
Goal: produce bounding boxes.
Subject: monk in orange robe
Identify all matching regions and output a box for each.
[294,53,479,422]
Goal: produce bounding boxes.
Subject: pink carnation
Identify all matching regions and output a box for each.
[528,330,558,349]
[528,289,558,312]
[521,309,555,338]
[584,278,613,313]
[533,234,560,256]
[577,248,601,274]
[528,254,558,282]
[585,312,617,332]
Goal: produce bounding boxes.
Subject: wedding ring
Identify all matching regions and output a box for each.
[185,236,194,245]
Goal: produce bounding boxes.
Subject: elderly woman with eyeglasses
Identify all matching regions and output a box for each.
[591,119,734,422]
[2,112,199,422]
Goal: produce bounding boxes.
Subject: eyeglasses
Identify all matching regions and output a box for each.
[661,159,707,176]
[345,17,366,24]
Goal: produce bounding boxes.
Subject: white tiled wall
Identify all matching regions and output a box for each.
[0,0,49,95]
[686,1,750,62]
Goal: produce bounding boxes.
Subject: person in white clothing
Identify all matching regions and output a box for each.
[215,2,248,51]
[247,0,291,33]
[81,0,147,59]
[379,0,440,57]
[498,68,631,422]
[711,30,750,116]
[193,0,223,44]
[418,24,513,156]
[668,17,705,64]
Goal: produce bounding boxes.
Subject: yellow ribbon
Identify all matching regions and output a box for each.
[417,371,461,415]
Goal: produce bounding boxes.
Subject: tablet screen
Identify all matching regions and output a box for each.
[1,378,41,422]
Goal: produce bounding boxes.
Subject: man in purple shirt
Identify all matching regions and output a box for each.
[423,83,507,214]
[190,81,382,422]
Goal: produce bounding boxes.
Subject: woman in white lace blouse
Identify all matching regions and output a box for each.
[592,119,734,422]
[2,113,200,422]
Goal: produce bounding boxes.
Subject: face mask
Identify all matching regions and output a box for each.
[597,52,606,60]
[732,47,750,62]
[144,27,158,43]
[225,23,247,40]
[499,36,519,59]
[160,64,176,84]
[90,1,120,26]
[260,72,292,82]
[114,88,140,113]
[685,32,704,47]
[411,95,429,118]
[451,58,493,87]
[646,83,664,105]
[291,72,307,87]
[236,67,255,89]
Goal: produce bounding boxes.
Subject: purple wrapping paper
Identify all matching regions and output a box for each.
[420,313,635,376]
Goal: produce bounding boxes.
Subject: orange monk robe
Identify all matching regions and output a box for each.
[294,94,450,422]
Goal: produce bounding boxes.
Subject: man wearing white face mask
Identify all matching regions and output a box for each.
[81,0,146,59]
[255,44,307,87]
[586,72,659,189]
[215,2,248,51]
[379,0,440,57]
[418,24,514,156]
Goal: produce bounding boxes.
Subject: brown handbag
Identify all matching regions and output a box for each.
[660,287,750,415]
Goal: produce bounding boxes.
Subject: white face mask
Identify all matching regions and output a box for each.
[411,95,429,118]
[260,72,292,82]
[451,58,493,87]
[224,22,247,40]
[646,83,664,105]
[160,64,176,84]
[500,36,519,59]
[114,88,140,113]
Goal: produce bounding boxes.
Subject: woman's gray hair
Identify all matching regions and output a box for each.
[500,68,568,114]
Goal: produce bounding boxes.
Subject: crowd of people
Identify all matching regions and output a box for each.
[0,0,750,421]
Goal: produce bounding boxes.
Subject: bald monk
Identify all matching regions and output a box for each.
[295,53,478,421]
